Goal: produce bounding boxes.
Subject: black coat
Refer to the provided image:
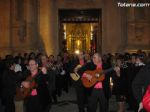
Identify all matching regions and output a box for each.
[1,69,17,97]
[77,62,98,95]
[112,67,128,96]
[47,69,56,96]
[132,63,149,103]
[24,70,51,106]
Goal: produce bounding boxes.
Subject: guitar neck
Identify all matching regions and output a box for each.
[103,67,114,74]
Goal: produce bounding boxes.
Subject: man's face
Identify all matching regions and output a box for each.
[28,60,38,72]
[49,56,54,61]
[41,56,48,64]
[116,59,122,66]
[78,53,84,60]
[11,63,16,70]
[131,56,136,64]
[92,54,101,65]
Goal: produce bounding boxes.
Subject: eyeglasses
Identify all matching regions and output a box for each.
[29,64,37,66]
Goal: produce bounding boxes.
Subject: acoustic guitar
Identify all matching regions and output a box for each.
[81,68,113,88]
[15,75,38,101]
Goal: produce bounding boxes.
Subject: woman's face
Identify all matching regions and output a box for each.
[131,56,136,64]
[116,59,122,66]
[41,56,48,64]
[10,64,16,70]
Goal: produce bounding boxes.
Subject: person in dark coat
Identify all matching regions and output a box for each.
[130,54,145,111]
[132,58,148,112]
[23,59,50,112]
[1,59,17,112]
[102,55,113,102]
[40,54,56,106]
[71,52,87,112]
[0,59,5,98]
[125,53,136,110]
[112,57,128,112]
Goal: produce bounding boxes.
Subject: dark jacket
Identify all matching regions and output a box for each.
[77,62,97,95]
[2,69,17,97]
[47,69,56,96]
[132,62,150,103]
[24,70,51,106]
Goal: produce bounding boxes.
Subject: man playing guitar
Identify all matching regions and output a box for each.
[71,52,87,112]
[77,53,110,112]
[21,59,51,112]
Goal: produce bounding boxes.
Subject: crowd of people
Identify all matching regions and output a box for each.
[0,50,150,112]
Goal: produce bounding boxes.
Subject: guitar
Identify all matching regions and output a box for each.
[81,68,114,88]
[15,75,38,101]
[70,64,82,81]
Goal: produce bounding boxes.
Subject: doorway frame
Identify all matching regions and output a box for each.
[58,9,102,54]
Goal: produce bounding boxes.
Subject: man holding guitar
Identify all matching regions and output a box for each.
[21,59,51,112]
[70,52,87,112]
[77,53,118,112]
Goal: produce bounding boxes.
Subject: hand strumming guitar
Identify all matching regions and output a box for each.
[82,73,93,81]
[21,81,30,88]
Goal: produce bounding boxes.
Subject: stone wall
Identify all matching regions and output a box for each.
[0,0,11,57]
[0,0,150,57]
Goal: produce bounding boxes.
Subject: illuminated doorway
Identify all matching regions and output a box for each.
[59,9,101,54]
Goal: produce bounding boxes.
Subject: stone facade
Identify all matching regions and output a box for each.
[0,0,150,57]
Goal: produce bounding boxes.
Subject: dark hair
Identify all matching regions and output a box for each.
[116,54,124,60]
[123,53,131,61]
[5,59,15,69]
[136,54,144,60]
[14,56,22,64]
[28,58,38,64]
[28,52,36,59]
[5,55,13,60]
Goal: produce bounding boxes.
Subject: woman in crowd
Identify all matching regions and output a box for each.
[112,56,127,112]
[1,59,17,112]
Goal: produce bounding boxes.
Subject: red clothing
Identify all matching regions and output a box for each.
[31,71,38,96]
[79,59,84,66]
[94,63,103,89]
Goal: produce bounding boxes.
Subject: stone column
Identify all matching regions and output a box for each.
[0,0,11,57]
[39,0,58,56]
[26,0,39,52]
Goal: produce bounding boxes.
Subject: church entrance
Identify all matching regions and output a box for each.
[59,9,101,55]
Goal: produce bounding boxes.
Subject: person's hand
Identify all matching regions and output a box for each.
[85,74,92,81]
[41,67,47,74]
[114,66,120,72]
[138,102,143,112]
[21,81,30,88]
[114,66,120,77]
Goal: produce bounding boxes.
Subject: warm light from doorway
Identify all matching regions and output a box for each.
[77,40,80,46]
[75,49,80,54]
[64,24,66,40]
[91,24,93,40]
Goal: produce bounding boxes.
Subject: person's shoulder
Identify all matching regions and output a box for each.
[22,70,30,76]
[84,61,96,69]
[146,62,150,66]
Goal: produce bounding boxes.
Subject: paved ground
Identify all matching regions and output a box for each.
[0,87,134,112]
[50,87,134,112]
